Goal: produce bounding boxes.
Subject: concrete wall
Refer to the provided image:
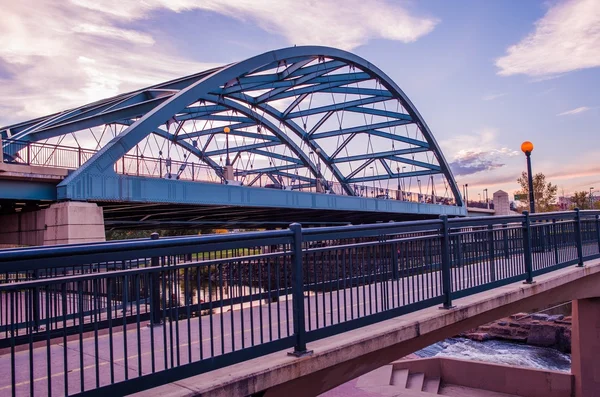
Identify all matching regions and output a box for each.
[392,357,573,397]
[0,201,105,246]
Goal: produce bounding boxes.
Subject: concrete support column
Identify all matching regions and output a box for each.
[571,298,600,397]
[0,201,105,247]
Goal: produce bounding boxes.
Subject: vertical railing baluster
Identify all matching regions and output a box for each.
[150,233,162,325]
[289,223,311,356]
[574,208,584,266]
[439,215,453,309]
[488,224,496,282]
[596,214,600,255]
[523,211,534,283]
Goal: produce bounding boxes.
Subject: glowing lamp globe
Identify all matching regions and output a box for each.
[224,127,230,134]
[521,141,534,154]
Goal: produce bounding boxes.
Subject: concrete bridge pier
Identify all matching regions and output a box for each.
[572,297,600,397]
[0,201,105,246]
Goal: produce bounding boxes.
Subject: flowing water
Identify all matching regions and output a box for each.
[414,338,571,372]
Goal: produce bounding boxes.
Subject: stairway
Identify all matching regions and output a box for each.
[354,364,519,397]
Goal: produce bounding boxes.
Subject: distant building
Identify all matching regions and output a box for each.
[558,196,572,210]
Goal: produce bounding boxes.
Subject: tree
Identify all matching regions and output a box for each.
[515,171,558,212]
[571,191,590,210]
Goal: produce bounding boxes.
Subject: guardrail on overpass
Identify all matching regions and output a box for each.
[0,209,599,396]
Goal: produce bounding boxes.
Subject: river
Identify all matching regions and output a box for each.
[414,337,571,372]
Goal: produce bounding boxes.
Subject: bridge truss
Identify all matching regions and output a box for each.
[1,46,463,214]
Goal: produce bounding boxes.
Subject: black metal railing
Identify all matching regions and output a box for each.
[0,209,598,396]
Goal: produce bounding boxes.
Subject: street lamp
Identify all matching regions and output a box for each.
[521,141,535,213]
[590,187,595,209]
[224,126,231,166]
[484,188,489,208]
[465,183,469,205]
[370,166,375,196]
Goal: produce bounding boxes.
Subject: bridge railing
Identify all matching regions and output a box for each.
[0,210,599,396]
[2,138,459,206]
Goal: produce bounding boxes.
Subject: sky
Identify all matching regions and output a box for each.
[0,0,599,199]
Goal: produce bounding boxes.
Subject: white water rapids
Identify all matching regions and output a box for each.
[415,338,571,372]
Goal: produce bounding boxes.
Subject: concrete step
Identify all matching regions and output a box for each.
[439,384,520,397]
[391,368,409,387]
[406,372,425,391]
[356,365,393,389]
[422,377,440,394]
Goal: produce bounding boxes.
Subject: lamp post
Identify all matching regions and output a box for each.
[590,187,595,209]
[465,183,469,205]
[224,126,231,166]
[521,141,535,213]
[484,188,489,209]
[396,166,401,200]
[370,166,375,196]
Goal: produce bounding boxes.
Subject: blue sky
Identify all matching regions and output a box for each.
[1,0,599,198]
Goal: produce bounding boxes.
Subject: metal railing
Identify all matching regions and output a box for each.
[2,138,458,205]
[0,209,598,396]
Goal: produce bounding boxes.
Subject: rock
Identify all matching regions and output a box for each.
[511,313,528,320]
[527,324,559,347]
[490,326,512,336]
[508,322,521,328]
[557,328,572,353]
[479,325,491,331]
[531,313,550,321]
[531,320,540,325]
[465,332,492,342]
[548,315,565,322]
[498,321,508,326]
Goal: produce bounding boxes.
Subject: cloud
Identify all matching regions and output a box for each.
[495,0,600,77]
[442,128,519,177]
[482,93,507,101]
[557,106,590,116]
[0,0,438,126]
[72,0,439,50]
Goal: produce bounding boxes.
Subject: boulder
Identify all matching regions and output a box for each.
[510,313,528,320]
[557,327,572,353]
[465,332,492,342]
[531,313,550,321]
[498,321,508,326]
[527,324,559,347]
[508,322,521,328]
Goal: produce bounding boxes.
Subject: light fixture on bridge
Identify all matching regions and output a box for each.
[521,141,535,213]
[223,126,235,183]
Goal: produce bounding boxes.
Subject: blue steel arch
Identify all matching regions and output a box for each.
[1,46,463,207]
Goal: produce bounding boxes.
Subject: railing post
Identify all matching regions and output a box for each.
[150,232,162,325]
[488,224,496,282]
[391,242,399,280]
[26,142,31,165]
[522,211,534,284]
[33,269,40,331]
[288,223,312,357]
[596,215,600,255]
[574,208,584,267]
[503,223,510,259]
[78,147,82,167]
[439,215,454,309]
[553,219,559,265]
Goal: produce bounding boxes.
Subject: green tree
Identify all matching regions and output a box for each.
[515,171,558,212]
[571,191,590,209]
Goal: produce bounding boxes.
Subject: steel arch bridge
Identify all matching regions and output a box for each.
[1,46,466,227]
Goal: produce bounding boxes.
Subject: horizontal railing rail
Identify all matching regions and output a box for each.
[0,209,599,396]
